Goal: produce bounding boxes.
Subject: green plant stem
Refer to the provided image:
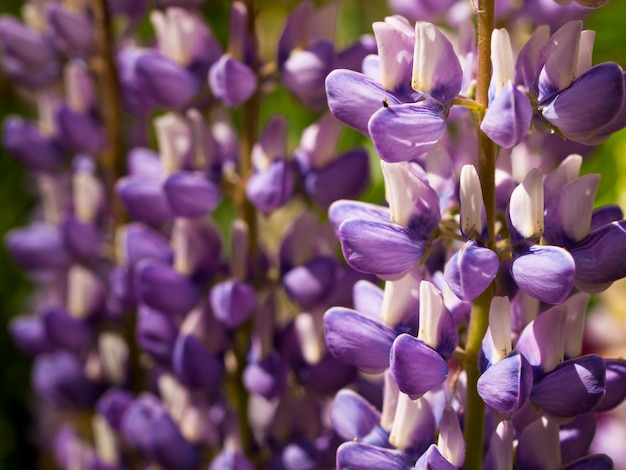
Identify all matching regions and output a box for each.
[90,0,124,207]
[463,287,493,470]
[226,0,261,459]
[463,1,496,469]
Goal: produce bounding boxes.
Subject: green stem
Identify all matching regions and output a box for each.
[90,0,125,211]
[463,287,493,470]
[463,1,496,469]
[225,0,261,459]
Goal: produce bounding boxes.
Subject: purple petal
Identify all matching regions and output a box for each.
[515,417,561,470]
[283,256,337,309]
[590,205,623,231]
[514,25,549,91]
[337,34,377,72]
[246,160,295,214]
[281,40,335,110]
[594,358,626,412]
[435,307,459,361]
[151,411,199,470]
[242,352,287,399]
[562,454,614,470]
[33,351,99,409]
[570,220,626,288]
[47,4,94,54]
[163,171,220,218]
[530,355,606,418]
[515,305,567,376]
[2,116,63,172]
[537,21,582,102]
[61,216,101,260]
[323,307,397,374]
[6,223,72,270]
[277,1,314,65]
[136,53,200,109]
[390,333,448,398]
[9,315,53,356]
[121,222,173,266]
[298,352,358,396]
[414,444,457,470]
[120,394,163,453]
[96,388,134,431]
[372,19,414,91]
[368,99,447,163]
[208,54,257,107]
[353,280,384,320]
[42,306,91,352]
[336,442,413,469]
[325,69,403,135]
[330,389,381,441]
[511,244,575,304]
[127,147,163,178]
[135,260,200,316]
[172,334,223,389]
[305,148,370,208]
[413,22,463,106]
[328,200,390,232]
[560,413,596,464]
[210,450,254,470]
[0,17,56,67]
[540,63,625,143]
[209,279,257,329]
[444,241,499,301]
[116,176,173,226]
[543,174,600,247]
[136,305,178,363]
[337,219,424,278]
[477,351,533,414]
[481,82,532,148]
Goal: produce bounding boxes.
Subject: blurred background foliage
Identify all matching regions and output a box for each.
[0,0,625,468]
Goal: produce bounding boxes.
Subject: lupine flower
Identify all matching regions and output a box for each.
[326,18,463,162]
[209,2,257,107]
[516,21,626,145]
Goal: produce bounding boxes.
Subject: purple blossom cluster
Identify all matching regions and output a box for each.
[2,0,626,469]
